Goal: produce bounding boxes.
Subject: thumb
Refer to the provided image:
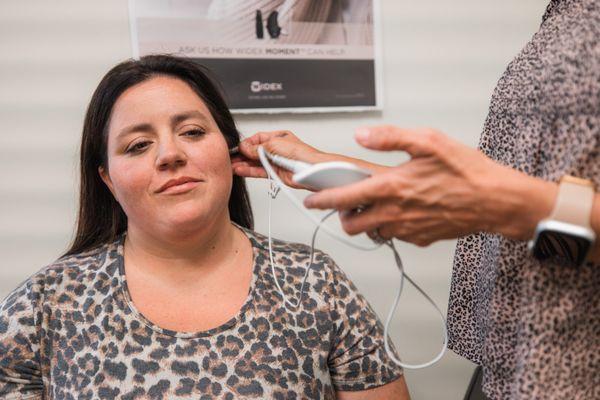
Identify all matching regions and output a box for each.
[354,126,438,157]
[238,133,267,160]
[238,131,294,160]
[238,136,297,162]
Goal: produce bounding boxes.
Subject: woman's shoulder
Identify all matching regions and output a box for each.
[242,227,335,263]
[244,227,312,253]
[241,227,352,286]
[0,239,121,309]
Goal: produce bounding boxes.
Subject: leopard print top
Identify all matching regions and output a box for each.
[448,0,600,399]
[0,227,402,399]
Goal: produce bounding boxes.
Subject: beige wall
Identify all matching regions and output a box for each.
[0,1,548,398]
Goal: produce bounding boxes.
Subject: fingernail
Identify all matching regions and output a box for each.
[355,127,370,142]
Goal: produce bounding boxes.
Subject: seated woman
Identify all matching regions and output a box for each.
[0,55,409,399]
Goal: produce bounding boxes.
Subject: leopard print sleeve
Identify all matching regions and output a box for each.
[0,277,44,399]
[321,252,403,391]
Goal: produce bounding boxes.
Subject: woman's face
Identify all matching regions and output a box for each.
[100,76,232,237]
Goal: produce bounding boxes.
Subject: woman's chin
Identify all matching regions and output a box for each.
[158,209,224,235]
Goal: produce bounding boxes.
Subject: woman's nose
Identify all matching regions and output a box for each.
[155,138,187,170]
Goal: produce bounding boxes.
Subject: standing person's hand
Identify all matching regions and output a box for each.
[303,126,558,246]
[232,130,387,189]
[232,131,327,189]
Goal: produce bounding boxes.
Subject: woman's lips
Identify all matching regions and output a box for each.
[160,180,201,194]
[157,177,202,194]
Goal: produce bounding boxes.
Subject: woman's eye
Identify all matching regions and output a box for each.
[182,129,205,138]
[126,141,151,154]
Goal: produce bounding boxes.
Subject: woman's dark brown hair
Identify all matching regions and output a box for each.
[64,55,253,256]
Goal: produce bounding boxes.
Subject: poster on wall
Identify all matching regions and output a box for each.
[129,0,383,113]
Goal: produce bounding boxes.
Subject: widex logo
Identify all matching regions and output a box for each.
[250,81,283,93]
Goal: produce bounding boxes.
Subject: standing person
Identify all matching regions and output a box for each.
[233,0,600,398]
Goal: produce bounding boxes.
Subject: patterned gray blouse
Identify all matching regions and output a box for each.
[448,0,599,399]
[0,227,402,399]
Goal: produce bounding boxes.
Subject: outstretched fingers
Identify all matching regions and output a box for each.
[355,126,444,158]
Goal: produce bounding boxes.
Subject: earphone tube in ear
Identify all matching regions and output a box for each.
[229,146,240,156]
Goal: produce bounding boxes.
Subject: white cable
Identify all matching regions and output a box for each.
[258,146,447,369]
[268,190,336,309]
[382,240,448,369]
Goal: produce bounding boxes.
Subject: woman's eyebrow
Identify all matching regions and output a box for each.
[171,110,209,127]
[117,123,153,140]
[116,110,209,140]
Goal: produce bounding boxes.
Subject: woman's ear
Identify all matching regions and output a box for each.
[98,166,117,201]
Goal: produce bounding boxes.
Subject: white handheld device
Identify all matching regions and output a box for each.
[264,151,372,190]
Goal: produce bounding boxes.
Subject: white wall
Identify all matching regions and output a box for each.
[0,1,548,398]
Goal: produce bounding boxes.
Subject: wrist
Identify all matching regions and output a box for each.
[312,150,340,164]
[481,167,558,240]
[316,152,388,173]
[588,195,600,261]
[591,194,600,233]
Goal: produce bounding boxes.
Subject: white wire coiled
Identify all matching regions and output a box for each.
[258,146,448,370]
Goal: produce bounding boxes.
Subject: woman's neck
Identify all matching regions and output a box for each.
[123,214,249,288]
